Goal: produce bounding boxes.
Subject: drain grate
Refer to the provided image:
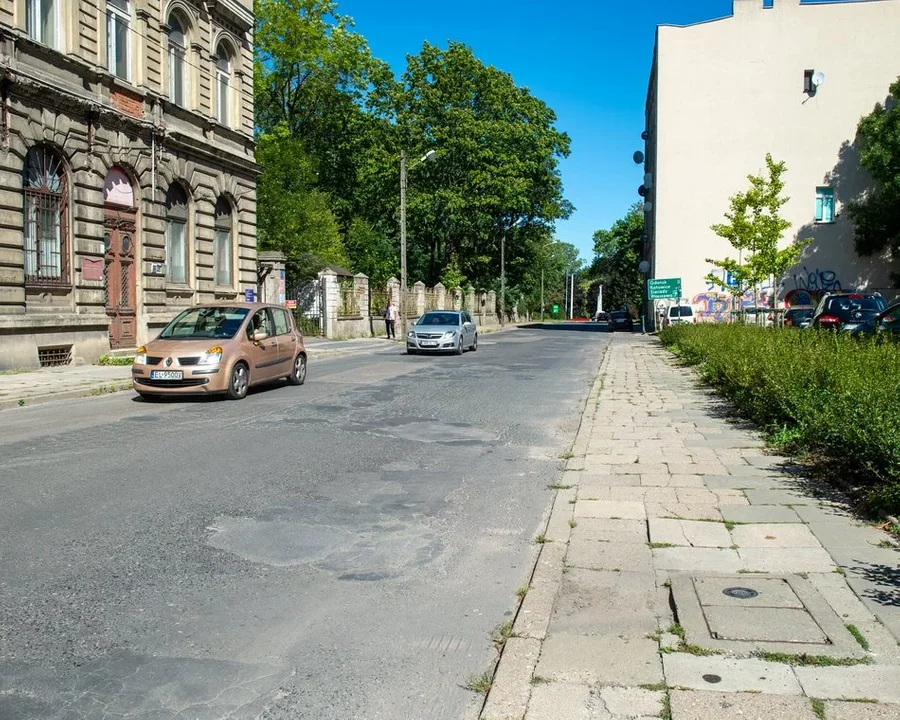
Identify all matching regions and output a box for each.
[723,586,759,600]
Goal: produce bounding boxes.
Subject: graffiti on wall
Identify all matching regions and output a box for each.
[784,267,843,307]
[691,289,775,322]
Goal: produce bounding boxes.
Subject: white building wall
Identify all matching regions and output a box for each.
[647,0,900,321]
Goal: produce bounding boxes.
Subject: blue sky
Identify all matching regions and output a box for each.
[337,0,739,262]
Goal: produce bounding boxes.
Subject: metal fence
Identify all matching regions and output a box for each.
[287,277,325,336]
[424,290,439,312]
[338,283,358,318]
[369,288,389,319]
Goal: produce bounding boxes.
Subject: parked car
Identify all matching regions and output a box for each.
[783,305,815,329]
[666,305,696,326]
[406,310,477,355]
[810,292,887,332]
[132,303,307,401]
[607,311,634,332]
[849,301,900,341]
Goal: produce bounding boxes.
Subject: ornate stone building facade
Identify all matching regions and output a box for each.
[0,0,256,369]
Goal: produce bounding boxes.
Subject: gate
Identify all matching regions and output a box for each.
[288,277,325,337]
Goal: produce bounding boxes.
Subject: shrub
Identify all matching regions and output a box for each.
[659,324,900,515]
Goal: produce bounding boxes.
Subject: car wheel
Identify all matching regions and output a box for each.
[226,362,249,400]
[456,337,464,355]
[287,354,307,385]
[470,333,478,351]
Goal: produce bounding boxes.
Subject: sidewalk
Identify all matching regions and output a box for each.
[482,334,900,720]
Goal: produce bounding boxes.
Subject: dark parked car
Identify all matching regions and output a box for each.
[608,311,634,332]
[784,306,815,329]
[849,301,900,341]
[810,293,887,332]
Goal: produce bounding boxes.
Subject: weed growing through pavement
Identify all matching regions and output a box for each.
[568,519,577,528]
[464,669,494,694]
[17,398,24,406]
[491,620,519,651]
[530,675,551,685]
[751,650,871,667]
[516,585,529,601]
[534,534,549,544]
[638,681,667,692]
[648,542,675,549]
[547,482,574,490]
[847,624,870,651]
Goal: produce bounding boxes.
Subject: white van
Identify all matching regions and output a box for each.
[666,305,696,326]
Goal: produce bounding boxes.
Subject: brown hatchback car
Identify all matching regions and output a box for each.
[132,303,306,400]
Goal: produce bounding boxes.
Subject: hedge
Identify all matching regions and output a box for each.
[658,324,900,516]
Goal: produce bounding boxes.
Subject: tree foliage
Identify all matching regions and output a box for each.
[587,204,644,314]
[705,154,808,300]
[849,77,900,269]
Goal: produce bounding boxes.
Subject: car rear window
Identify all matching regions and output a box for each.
[669,307,693,317]
[826,296,886,314]
[610,312,627,319]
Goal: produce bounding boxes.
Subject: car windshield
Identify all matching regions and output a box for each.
[669,307,692,317]
[417,312,459,326]
[159,307,249,340]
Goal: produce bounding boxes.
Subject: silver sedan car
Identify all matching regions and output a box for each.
[406,310,478,355]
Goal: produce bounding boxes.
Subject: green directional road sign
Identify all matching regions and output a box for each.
[647,278,682,300]
[552,304,559,314]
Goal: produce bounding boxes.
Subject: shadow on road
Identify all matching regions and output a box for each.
[519,322,638,334]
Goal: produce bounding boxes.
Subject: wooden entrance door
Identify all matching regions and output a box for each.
[104,211,137,349]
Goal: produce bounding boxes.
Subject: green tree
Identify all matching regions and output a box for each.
[705,154,809,310]
[849,77,900,275]
[588,204,644,314]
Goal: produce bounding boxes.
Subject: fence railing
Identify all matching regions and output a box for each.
[424,290,439,312]
[338,285,358,317]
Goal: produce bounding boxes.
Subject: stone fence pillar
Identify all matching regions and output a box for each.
[318,269,339,338]
[413,281,426,317]
[353,273,369,317]
[257,251,286,304]
[434,282,446,310]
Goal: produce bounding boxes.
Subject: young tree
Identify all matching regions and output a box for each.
[705,154,809,318]
[588,204,644,315]
[848,77,900,276]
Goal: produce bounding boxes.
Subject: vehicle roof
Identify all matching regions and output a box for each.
[181,302,285,311]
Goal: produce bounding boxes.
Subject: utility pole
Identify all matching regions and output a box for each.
[399,149,408,337]
[540,267,544,322]
[500,228,505,328]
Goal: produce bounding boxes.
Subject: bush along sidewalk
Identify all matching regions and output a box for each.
[658,324,900,518]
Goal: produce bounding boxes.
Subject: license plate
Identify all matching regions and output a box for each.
[150,370,183,380]
[420,341,438,347]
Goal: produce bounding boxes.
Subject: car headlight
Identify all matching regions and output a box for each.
[442,331,457,339]
[407,331,415,337]
[133,346,147,365]
[199,346,223,365]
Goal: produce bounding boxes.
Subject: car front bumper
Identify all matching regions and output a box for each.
[407,337,459,352]
[131,365,228,394]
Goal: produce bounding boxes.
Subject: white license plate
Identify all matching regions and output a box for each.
[150,370,183,380]
[420,341,438,347]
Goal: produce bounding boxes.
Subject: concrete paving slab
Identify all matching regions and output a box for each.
[824,700,900,719]
[514,577,560,641]
[641,474,706,488]
[535,634,663,686]
[668,690,818,720]
[668,463,729,476]
[662,655,803,695]
[720,505,802,524]
[730,524,824,549]
[648,518,732,548]
[795,665,900,703]
[652,547,742,573]
[712,490,749,505]
[693,577,804,609]
[704,606,828,643]
[587,454,640,465]
[574,500,646,520]
[551,569,658,636]
[481,637,541,720]
[806,572,875,624]
[579,475,642,492]
[567,541,654,572]
[743,488,810,506]
[724,465,780,477]
[600,687,665,717]
[646,503,723,522]
[738,547,837,573]
[608,463,670,476]
[806,521,895,549]
[569,518,648,544]
[791,503,858,525]
[523,681,592,720]
[702,476,782,491]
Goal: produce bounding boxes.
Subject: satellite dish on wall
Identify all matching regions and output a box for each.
[644,201,653,213]
[639,260,650,274]
[633,150,645,165]
[643,172,653,189]
[641,130,650,141]
[638,185,647,197]
[812,71,826,88]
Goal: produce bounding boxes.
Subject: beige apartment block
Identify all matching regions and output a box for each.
[643,0,900,323]
[0,0,257,370]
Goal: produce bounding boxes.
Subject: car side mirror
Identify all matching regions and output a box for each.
[253,330,268,342]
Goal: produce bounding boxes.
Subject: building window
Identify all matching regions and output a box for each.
[168,13,186,106]
[107,0,130,80]
[165,183,189,285]
[26,0,57,48]
[815,187,835,223]
[215,43,232,126]
[23,146,68,286]
[214,196,233,287]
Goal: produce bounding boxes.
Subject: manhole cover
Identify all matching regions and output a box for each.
[723,587,759,600]
[702,674,722,684]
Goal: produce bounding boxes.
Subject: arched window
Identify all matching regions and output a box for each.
[26,0,58,48]
[215,42,232,126]
[168,13,186,106]
[107,0,130,80]
[103,167,134,207]
[214,196,233,288]
[23,146,68,285]
[165,183,189,285]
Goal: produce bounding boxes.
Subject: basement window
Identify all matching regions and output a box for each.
[38,345,72,367]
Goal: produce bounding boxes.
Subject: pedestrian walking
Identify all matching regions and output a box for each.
[384,299,398,339]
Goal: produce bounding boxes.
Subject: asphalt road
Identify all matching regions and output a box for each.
[0,324,611,720]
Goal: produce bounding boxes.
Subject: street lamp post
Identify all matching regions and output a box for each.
[501,217,525,327]
[399,148,437,337]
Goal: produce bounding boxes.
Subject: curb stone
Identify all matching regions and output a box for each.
[478,341,610,720]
